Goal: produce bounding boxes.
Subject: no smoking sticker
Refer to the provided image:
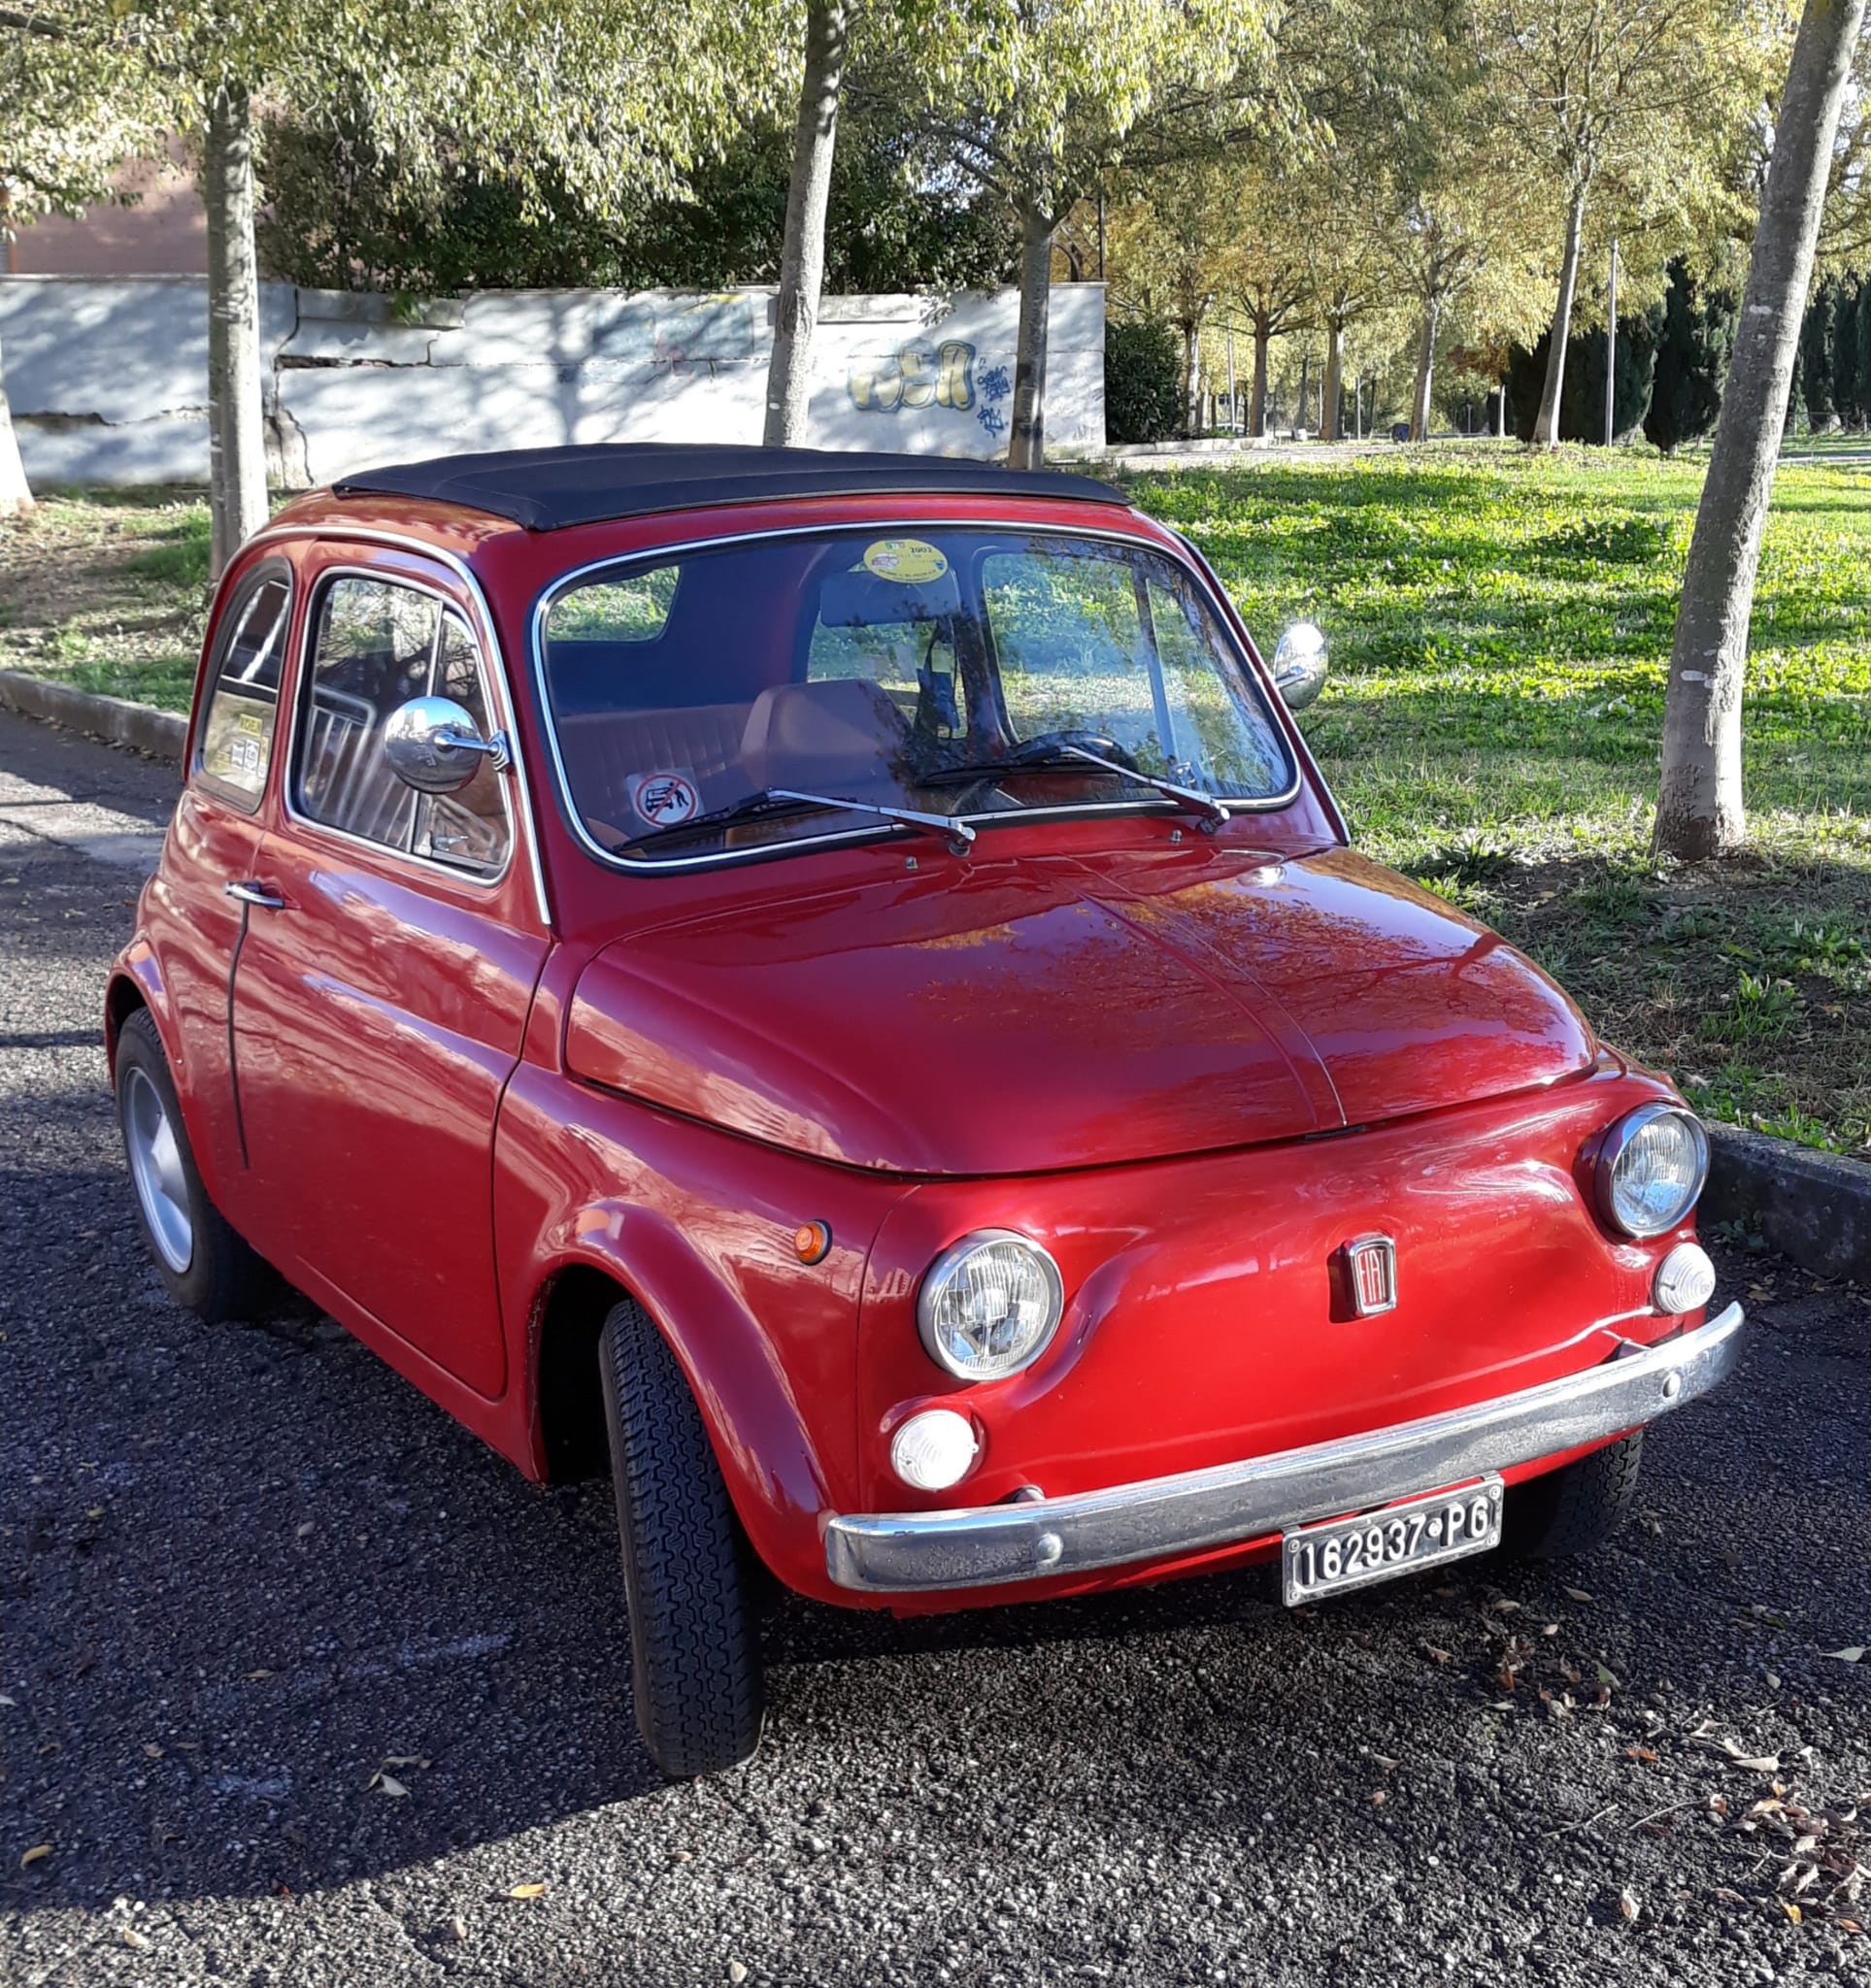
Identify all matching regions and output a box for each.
[627,769,700,827]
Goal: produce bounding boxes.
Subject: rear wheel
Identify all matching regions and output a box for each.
[1502,1431,1645,1560]
[115,1008,281,1323]
[598,1297,765,1777]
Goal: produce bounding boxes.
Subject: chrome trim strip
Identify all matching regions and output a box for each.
[823,1304,1746,1593]
[240,524,552,925]
[525,515,1305,876]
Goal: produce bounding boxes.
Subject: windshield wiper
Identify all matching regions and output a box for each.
[922,744,1229,832]
[614,785,976,857]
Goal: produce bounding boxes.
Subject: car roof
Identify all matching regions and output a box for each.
[330,442,1131,533]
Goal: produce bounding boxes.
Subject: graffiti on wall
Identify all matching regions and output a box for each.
[849,339,1017,438]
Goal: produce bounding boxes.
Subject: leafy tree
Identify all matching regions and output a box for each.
[895,0,1281,466]
[1106,157,1248,431]
[4,1,786,572]
[765,0,850,445]
[1796,273,1837,427]
[257,98,1019,294]
[1506,306,1660,439]
[1476,0,1775,451]
[0,7,162,510]
[1644,257,1734,449]
[1655,0,1867,860]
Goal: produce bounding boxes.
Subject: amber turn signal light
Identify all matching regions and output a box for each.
[794,1220,832,1265]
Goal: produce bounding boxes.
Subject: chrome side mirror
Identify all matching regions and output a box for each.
[384,695,510,794]
[1271,622,1328,712]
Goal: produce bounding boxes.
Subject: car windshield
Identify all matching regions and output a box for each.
[538,526,1294,865]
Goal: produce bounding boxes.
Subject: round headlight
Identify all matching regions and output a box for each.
[917,1230,1064,1381]
[1596,1104,1709,1238]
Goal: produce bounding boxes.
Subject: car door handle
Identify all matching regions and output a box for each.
[224,879,286,911]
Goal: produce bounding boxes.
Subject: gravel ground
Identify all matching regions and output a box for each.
[1,710,1867,1988]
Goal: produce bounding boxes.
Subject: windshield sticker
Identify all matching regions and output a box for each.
[626,769,700,827]
[862,539,949,584]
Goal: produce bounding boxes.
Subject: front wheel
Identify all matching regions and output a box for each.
[1501,1430,1645,1560]
[598,1298,765,1777]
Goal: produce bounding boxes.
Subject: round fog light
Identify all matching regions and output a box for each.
[1654,1241,1717,1315]
[890,1408,979,1493]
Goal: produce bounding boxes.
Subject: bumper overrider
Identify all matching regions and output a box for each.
[824,1305,1745,1594]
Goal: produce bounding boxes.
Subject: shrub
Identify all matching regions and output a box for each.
[1104,317,1185,444]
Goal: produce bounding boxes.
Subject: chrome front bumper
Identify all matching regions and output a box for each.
[823,1304,1745,1594]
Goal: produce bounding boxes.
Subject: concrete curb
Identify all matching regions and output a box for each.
[1703,1120,1871,1284]
[0,669,185,763]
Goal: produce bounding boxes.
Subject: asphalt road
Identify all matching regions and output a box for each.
[2,709,1867,1988]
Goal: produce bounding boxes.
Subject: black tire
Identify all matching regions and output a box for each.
[598,1297,765,1777]
[115,1008,282,1324]
[1502,1430,1645,1560]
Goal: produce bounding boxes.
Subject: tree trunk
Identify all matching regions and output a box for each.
[1410,299,1439,441]
[1250,319,1270,436]
[1654,0,1866,860]
[204,83,268,580]
[1182,320,1200,435]
[1532,183,1589,448]
[763,0,850,447]
[1007,201,1053,470]
[0,336,32,515]
[1321,318,1345,442]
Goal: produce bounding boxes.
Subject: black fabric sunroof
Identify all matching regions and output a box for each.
[332,443,1131,532]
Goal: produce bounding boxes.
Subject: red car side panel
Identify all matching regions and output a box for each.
[491,1064,916,1580]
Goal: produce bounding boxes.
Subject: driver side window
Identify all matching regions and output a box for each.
[292,575,511,877]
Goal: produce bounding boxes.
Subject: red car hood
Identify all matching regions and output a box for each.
[564,845,1596,1175]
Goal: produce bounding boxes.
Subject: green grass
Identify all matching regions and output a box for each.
[0,485,210,709]
[4,449,1868,1156]
[1129,444,1871,1157]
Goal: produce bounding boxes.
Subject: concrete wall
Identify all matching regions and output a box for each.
[0,278,1105,486]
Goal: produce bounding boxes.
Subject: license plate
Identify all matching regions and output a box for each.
[1281,1475,1504,1606]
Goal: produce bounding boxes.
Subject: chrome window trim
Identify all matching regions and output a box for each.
[282,564,517,893]
[241,524,551,924]
[526,515,1307,876]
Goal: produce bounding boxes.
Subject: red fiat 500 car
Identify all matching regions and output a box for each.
[108,445,1742,1776]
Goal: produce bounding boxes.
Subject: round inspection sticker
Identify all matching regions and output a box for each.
[626,769,700,827]
[863,538,949,583]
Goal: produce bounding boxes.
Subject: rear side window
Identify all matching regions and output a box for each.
[195,568,292,808]
[292,575,511,878]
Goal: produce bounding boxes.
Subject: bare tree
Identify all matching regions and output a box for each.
[1654,0,1868,857]
[763,0,851,447]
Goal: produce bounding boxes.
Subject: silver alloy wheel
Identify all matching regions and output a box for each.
[123,1065,193,1274]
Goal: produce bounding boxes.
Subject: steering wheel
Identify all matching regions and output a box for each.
[1008,730,1138,770]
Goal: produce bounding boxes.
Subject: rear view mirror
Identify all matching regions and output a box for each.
[1272,623,1328,712]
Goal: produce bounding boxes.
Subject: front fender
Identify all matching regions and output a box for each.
[493,1064,916,1604]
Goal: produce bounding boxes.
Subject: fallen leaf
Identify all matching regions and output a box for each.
[1421,1644,1452,1664]
[1732,1755,1782,1773]
[0,1695,14,1708]
[85,1508,104,1520]
[1488,1598,1521,1614]
[121,1927,151,1952]
[1821,1646,1866,1664]
[1619,1886,1640,1923]
[1597,1664,1621,1690]
[1625,1746,1658,1764]
[382,1755,430,1770]
[142,1743,163,1759]
[506,1882,548,1901]
[1370,1789,1387,1806]
[375,1774,410,1799]
[295,1521,315,1539]
[19,1844,50,1869]
[1565,1587,1595,1604]
[1782,1901,1802,1925]
[1371,1754,1399,1772]
[245,1670,273,1682]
